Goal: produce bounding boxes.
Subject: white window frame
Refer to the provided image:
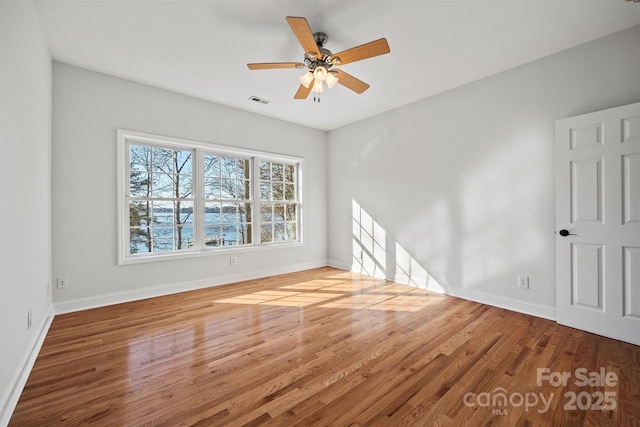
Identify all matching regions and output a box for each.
[117,129,304,265]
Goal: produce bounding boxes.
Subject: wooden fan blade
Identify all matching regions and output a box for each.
[286,16,320,56]
[294,84,312,99]
[334,70,370,94]
[247,62,304,70]
[332,38,390,65]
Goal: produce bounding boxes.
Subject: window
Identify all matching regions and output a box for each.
[118,130,302,264]
[260,161,298,243]
[128,145,194,254]
[203,155,252,247]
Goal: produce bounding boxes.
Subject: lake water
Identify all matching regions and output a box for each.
[130,212,251,254]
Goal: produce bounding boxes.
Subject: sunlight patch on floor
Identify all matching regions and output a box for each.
[318,294,394,310]
[212,275,442,312]
[215,291,343,306]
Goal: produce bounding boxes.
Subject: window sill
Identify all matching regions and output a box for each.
[118,241,306,266]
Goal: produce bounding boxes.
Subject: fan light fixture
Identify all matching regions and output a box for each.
[313,66,328,81]
[312,79,324,93]
[247,16,390,101]
[299,71,314,88]
[299,66,339,101]
[325,72,339,89]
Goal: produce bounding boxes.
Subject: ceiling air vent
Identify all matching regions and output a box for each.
[248,96,270,105]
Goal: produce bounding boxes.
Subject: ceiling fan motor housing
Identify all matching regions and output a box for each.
[314,31,328,47]
[305,46,335,72]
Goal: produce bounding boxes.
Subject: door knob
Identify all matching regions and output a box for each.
[558,229,576,236]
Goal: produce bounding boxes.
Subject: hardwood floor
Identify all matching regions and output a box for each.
[10,267,640,426]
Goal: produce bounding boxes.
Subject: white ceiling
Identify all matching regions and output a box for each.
[34,0,640,131]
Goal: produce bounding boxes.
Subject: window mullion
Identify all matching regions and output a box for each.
[296,162,302,243]
[123,141,131,262]
[194,149,204,251]
[253,157,261,245]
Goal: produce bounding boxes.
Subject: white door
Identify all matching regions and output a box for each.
[556,102,640,346]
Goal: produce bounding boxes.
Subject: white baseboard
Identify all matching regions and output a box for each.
[326,260,556,321]
[54,259,328,314]
[446,287,556,321]
[1,304,54,427]
[327,259,352,271]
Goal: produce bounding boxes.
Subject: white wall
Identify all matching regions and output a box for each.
[51,63,328,312]
[0,0,53,423]
[328,25,640,318]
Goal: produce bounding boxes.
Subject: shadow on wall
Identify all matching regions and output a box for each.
[351,200,450,294]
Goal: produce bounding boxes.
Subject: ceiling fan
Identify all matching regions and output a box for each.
[247,16,390,101]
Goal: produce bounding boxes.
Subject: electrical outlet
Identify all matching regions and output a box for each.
[57,277,68,289]
[518,276,529,289]
[230,256,237,266]
[27,309,32,330]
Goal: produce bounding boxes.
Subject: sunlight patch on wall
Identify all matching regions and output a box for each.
[352,200,447,293]
[395,243,446,293]
[352,200,386,279]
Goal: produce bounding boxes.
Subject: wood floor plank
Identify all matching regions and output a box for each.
[9,267,640,426]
